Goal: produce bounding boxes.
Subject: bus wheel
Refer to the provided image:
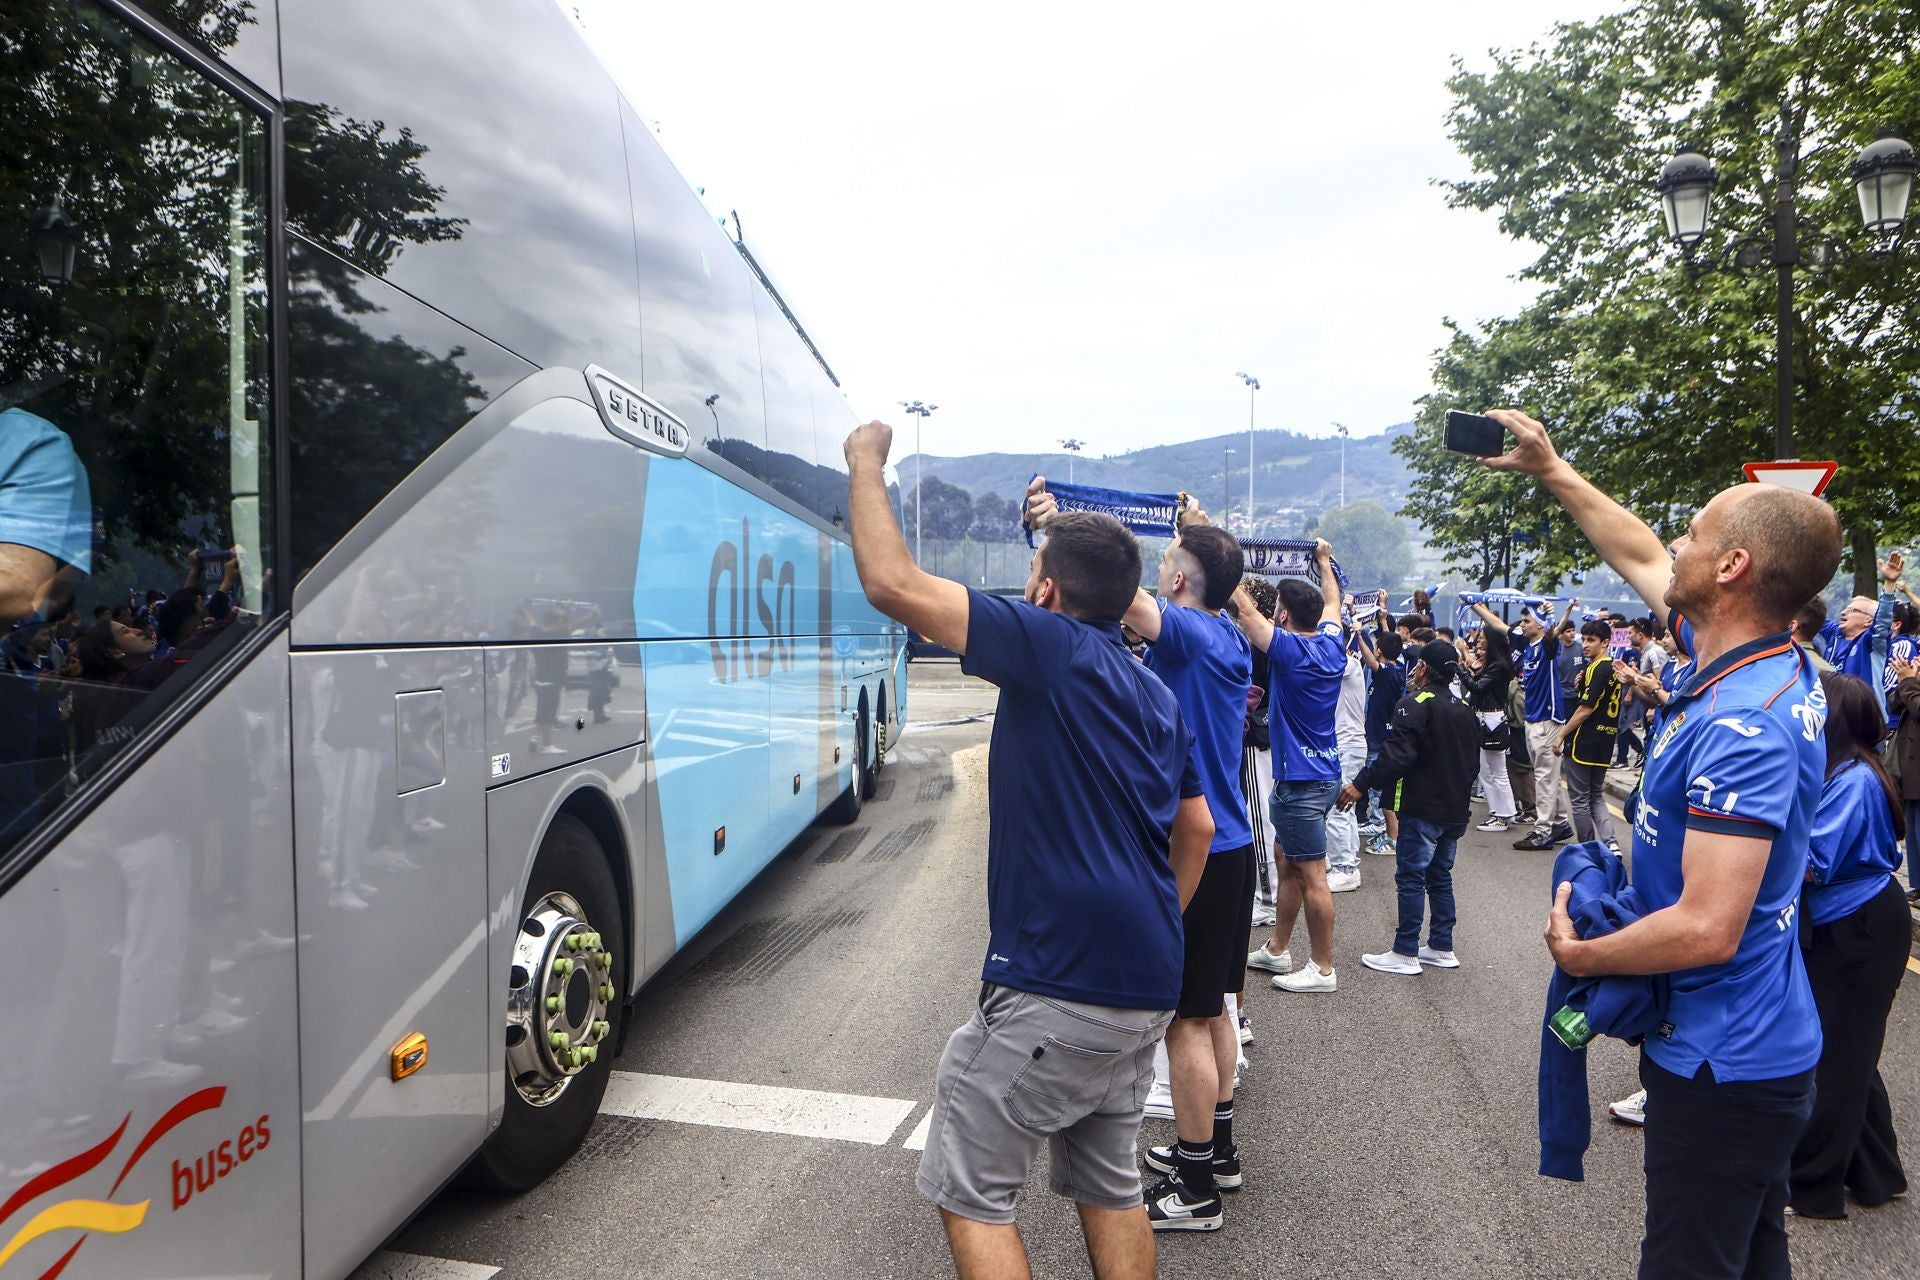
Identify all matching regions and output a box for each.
[469,814,625,1192]
[824,706,869,825]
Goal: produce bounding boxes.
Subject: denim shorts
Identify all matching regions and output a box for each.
[917,984,1172,1223]
[1269,777,1340,861]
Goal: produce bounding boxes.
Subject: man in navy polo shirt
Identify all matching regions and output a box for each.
[845,424,1213,1279]
[1488,407,1842,1280]
[1029,484,1256,1232]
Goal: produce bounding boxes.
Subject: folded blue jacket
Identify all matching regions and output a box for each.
[1538,840,1667,1181]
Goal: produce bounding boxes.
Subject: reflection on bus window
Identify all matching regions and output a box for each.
[0,0,273,861]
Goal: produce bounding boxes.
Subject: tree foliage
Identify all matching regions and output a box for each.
[1316,500,1415,595]
[1404,0,1920,594]
[904,475,976,541]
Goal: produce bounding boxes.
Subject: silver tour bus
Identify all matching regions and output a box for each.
[0,1,906,1275]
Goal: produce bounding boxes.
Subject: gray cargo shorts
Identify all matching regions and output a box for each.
[916,982,1174,1224]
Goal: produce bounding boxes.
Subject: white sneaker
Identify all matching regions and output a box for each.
[1246,943,1292,975]
[1272,961,1336,993]
[1358,820,1386,837]
[1365,836,1395,856]
[1250,904,1277,927]
[1475,817,1509,832]
[1143,1081,1174,1120]
[1326,867,1361,893]
[1608,1088,1647,1126]
[1237,1013,1253,1046]
[1417,946,1460,968]
[1361,950,1421,976]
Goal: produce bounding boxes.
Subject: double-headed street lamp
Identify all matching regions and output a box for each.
[1235,372,1259,534]
[899,400,938,562]
[1655,122,1915,460]
[1060,437,1084,483]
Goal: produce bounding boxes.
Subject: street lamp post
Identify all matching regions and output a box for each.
[1656,121,1914,460]
[898,400,938,562]
[1060,437,1084,484]
[1236,373,1260,534]
[1333,422,1350,508]
[1223,447,1235,527]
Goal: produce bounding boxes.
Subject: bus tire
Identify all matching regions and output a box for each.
[468,813,625,1193]
[824,706,869,825]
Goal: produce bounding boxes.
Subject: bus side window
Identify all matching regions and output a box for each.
[0,2,274,868]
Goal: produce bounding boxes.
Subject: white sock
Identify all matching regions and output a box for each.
[1152,1036,1170,1090]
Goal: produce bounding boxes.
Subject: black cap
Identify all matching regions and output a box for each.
[1417,640,1459,679]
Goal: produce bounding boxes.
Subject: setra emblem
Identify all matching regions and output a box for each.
[586,365,690,458]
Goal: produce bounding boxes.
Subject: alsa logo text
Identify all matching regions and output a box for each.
[708,520,799,683]
[0,1086,267,1276]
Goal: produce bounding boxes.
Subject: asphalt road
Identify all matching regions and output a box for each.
[368,660,1920,1280]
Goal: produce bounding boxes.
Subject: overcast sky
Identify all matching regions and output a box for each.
[571,0,1626,460]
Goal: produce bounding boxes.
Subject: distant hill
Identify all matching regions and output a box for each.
[905,423,1416,536]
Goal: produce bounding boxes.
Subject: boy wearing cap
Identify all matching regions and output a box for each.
[1338,640,1483,976]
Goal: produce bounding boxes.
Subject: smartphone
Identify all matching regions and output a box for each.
[1443,410,1506,457]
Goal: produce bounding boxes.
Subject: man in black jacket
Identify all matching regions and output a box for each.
[1337,640,1482,976]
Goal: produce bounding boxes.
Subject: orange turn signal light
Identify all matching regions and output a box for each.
[391,1031,429,1081]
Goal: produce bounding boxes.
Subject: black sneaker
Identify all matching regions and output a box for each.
[1144,1172,1223,1231]
[1512,830,1557,851]
[1143,1143,1243,1192]
[1514,809,1538,826]
[1548,821,1575,843]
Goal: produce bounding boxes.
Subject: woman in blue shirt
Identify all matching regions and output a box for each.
[1790,672,1910,1218]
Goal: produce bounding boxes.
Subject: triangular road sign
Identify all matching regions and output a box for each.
[1742,460,1837,497]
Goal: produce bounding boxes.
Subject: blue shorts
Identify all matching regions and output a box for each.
[1270,778,1339,862]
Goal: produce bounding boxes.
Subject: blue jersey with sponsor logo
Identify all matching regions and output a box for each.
[1632,615,1824,1082]
[961,590,1199,1009]
[1264,620,1347,782]
[1520,630,1566,723]
[1144,600,1254,851]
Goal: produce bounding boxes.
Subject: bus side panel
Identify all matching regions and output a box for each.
[0,636,300,1279]
[290,648,490,1280]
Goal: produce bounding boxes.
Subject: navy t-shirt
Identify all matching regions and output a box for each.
[1365,658,1405,750]
[1631,615,1823,1081]
[961,590,1199,1010]
[1520,631,1565,723]
[1265,621,1346,782]
[1144,600,1254,851]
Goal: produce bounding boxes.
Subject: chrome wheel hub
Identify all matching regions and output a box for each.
[505,891,614,1106]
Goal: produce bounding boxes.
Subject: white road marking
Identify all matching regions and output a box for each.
[902,1107,934,1151]
[602,1071,917,1146]
[352,1252,500,1279]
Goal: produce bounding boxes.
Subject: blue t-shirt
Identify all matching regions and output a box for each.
[1631,616,1823,1082]
[1144,600,1253,852]
[961,590,1198,1009]
[1520,631,1566,723]
[1886,634,1917,730]
[0,407,92,573]
[1805,760,1901,926]
[1365,657,1405,750]
[1824,595,1893,690]
[1265,620,1346,782]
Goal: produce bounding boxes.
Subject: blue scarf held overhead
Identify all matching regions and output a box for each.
[1239,539,1349,589]
[1022,477,1181,547]
[1538,840,1667,1183]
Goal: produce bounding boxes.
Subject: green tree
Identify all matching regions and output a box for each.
[905,476,976,541]
[1416,0,1920,596]
[1316,500,1415,595]
[969,491,1020,542]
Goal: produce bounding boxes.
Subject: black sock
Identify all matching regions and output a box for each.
[1175,1139,1215,1193]
[1212,1100,1234,1153]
